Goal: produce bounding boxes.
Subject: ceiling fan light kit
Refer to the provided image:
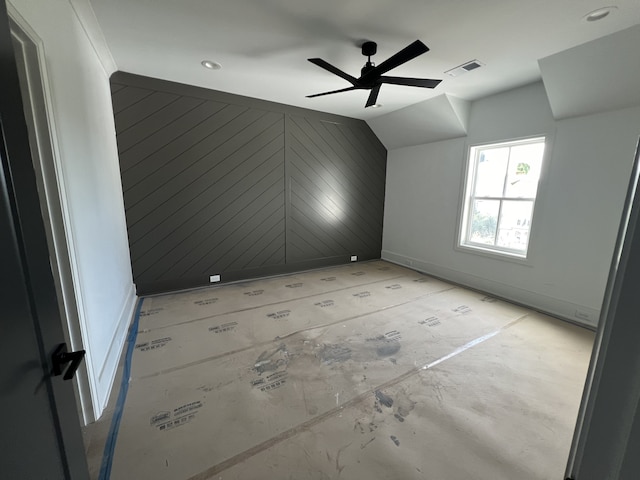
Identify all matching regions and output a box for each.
[307,40,442,108]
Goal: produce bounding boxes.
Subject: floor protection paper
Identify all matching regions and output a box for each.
[98,260,593,480]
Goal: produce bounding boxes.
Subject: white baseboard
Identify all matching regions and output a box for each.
[382,250,599,329]
[93,284,137,419]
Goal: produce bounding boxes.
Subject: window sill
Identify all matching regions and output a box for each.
[454,243,533,266]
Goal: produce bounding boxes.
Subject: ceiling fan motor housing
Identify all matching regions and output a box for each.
[361,62,376,78]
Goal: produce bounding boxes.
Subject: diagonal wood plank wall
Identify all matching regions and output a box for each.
[110,72,386,294]
[286,115,386,263]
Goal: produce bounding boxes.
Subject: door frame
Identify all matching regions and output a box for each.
[7,4,95,423]
[0,0,89,476]
[565,137,640,479]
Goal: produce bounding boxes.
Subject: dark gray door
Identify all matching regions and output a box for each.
[0,2,88,478]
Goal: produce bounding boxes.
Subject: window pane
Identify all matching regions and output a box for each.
[474,147,509,197]
[504,142,545,198]
[469,199,499,245]
[461,137,545,258]
[496,200,533,251]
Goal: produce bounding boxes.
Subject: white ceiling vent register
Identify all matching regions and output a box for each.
[445,60,485,77]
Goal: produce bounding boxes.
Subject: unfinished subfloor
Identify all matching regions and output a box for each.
[83,260,594,480]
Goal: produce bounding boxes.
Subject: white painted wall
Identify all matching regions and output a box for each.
[8,0,135,421]
[382,82,640,327]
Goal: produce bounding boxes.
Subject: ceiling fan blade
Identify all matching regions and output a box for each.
[360,40,429,82]
[308,58,358,85]
[365,84,381,108]
[380,76,441,88]
[306,86,358,98]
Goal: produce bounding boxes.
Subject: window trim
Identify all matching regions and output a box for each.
[456,135,549,261]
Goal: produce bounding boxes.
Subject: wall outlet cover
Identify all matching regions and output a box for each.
[350,255,357,261]
[210,274,221,283]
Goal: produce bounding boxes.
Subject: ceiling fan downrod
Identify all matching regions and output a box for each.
[361,41,377,77]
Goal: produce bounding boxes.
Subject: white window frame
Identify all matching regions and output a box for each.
[458,136,547,259]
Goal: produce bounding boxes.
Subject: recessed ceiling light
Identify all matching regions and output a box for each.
[201,60,222,70]
[583,6,617,22]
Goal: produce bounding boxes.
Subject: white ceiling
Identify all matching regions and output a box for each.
[89,0,640,122]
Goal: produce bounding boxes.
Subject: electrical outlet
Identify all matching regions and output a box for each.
[350,255,357,262]
[209,274,221,283]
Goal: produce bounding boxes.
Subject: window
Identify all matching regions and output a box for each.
[459,137,546,258]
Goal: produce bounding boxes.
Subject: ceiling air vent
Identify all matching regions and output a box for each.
[445,59,485,77]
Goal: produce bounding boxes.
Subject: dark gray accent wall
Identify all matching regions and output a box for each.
[110,72,386,294]
[286,115,386,263]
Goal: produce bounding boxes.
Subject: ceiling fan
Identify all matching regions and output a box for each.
[307,40,442,108]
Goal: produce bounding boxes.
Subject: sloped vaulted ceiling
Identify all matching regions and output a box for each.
[540,25,640,120]
[368,25,640,149]
[367,94,470,149]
